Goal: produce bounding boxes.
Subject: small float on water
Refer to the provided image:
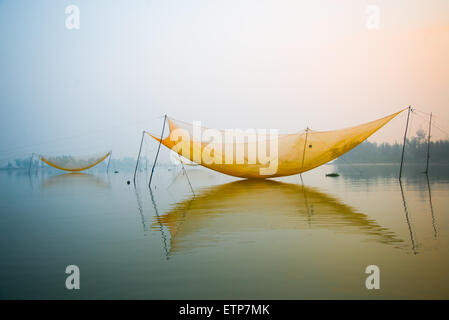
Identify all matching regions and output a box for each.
[326,173,340,177]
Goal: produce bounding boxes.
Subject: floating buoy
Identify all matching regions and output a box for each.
[127,181,130,185]
[114,171,119,173]
[326,173,339,177]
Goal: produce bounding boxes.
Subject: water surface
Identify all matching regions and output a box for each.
[0,163,448,299]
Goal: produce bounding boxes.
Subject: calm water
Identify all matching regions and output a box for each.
[0,163,448,299]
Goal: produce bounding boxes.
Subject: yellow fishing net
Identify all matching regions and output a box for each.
[148,109,405,179]
[39,151,111,172]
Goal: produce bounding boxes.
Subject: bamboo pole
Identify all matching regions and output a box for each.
[299,127,309,182]
[149,115,167,187]
[106,151,112,173]
[133,131,145,185]
[301,127,309,170]
[425,112,432,175]
[28,153,34,174]
[399,106,411,180]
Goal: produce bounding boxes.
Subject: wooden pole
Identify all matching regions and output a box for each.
[301,127,309,170]
[133,131,145,184]
[425,112,432,175]
[149,115,167,188]
[28,153,34,174]
[399,106,411,180]
[299,127,309,182]
[179,154,195,196]
[106,151,112,173]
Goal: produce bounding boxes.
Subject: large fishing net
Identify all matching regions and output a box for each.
[147,110,405,178]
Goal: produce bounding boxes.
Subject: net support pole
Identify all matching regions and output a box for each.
[107,151,112,174]
[425,112,432,175]
[299,128,309,182]
[133,131,146,185]
[28,153,34,174]
[301,127,309,169]
[179,155,195,197]
[399,106,411,180]
[149,115,167,188]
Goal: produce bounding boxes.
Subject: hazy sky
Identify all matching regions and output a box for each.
[1,0,448,161]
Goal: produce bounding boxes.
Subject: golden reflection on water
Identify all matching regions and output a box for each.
[148,179,404,256]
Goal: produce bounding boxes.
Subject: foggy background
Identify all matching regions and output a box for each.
[1,0,448,162]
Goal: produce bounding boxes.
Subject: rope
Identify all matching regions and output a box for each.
[432,122,449,137]
[413,111,449,137]
[169,116,313,136]
[0,119,149,156]
[413,109,432,116]
[412,108,449,136]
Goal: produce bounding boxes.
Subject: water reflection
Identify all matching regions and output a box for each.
[135,186,170,258]
[41,173,110,190]
[426,174,438,239]
[147,180,404,257]
[399,180,417,254]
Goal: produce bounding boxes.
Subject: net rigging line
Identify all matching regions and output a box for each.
[412,111,449,138]
[413,108,446,123]
[0,144,114,165]
[167,115,308,136]
[412,108,449,136]
[413,109,432,116]
[0,119,146,155]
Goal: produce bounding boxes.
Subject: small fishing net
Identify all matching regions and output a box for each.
[39,151,111,172]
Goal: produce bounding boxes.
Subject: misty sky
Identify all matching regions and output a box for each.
[1,0,448,161]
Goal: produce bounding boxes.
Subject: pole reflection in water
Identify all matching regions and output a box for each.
[426,174,438,239]
[138,179,405,257]
[399,180,417,254]
[134,185,170,259]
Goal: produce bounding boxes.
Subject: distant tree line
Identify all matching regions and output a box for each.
[0,156,174,170]
[2,131,449,169]
[1,157,140,170]
[335,130,449,164]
